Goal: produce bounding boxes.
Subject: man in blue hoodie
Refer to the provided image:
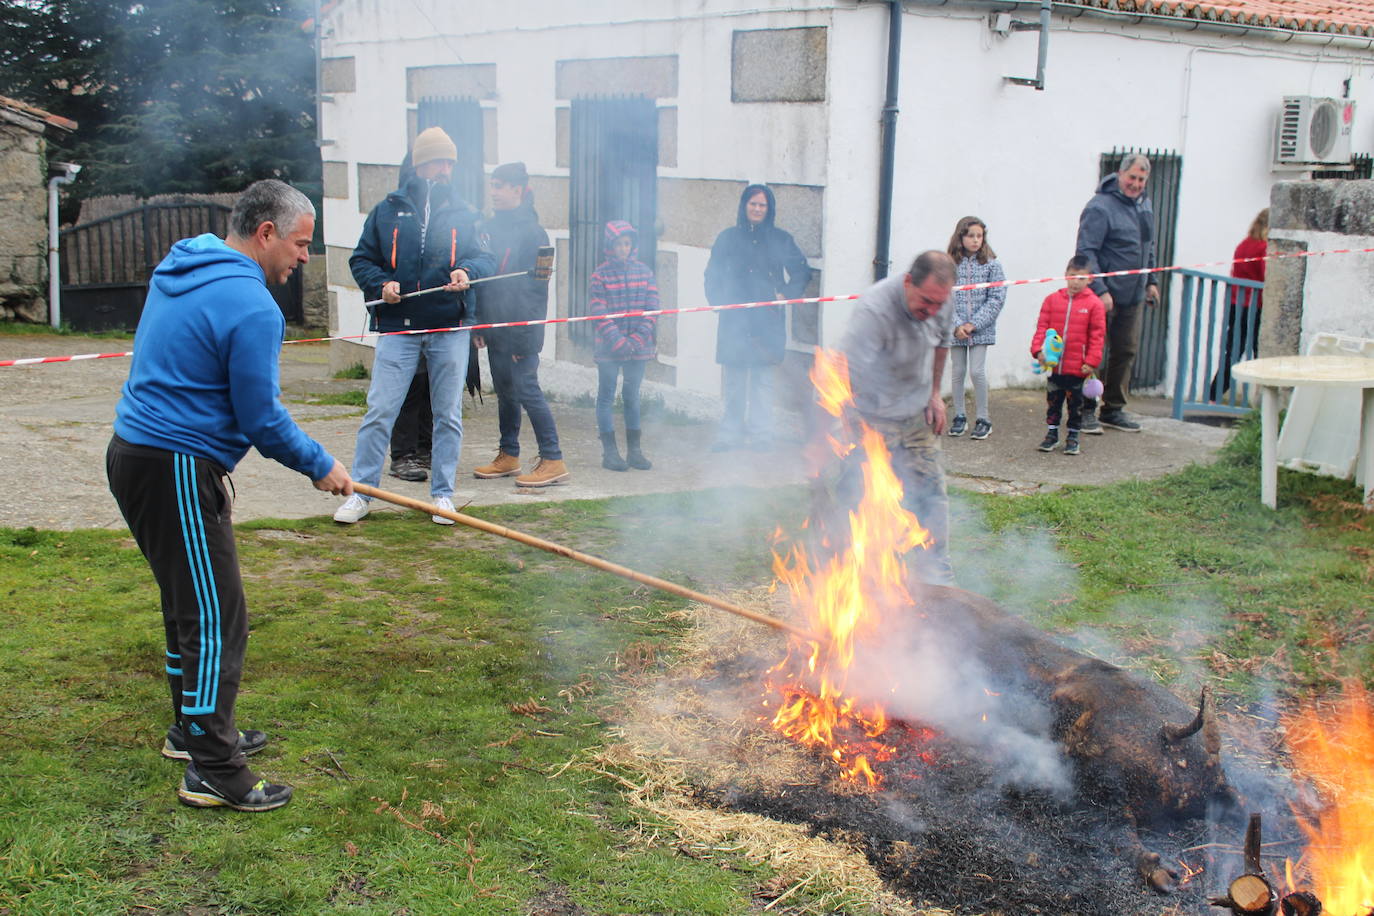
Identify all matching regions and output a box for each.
[106,179,352,812]
[1074,154,1160,433]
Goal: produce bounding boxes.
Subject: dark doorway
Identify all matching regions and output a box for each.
[417,96,486,212]
[568,96,658,347]
[1096,148,1182,391]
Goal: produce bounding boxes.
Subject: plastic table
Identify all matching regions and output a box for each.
[1230,355,1374,509]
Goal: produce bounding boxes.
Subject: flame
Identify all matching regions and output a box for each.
[765,349,933,786]
[1284,681,1374,915]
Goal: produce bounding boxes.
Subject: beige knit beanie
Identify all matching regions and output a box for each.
[411,127,457,168]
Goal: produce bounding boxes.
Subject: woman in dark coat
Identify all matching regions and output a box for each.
[705,183,810,451]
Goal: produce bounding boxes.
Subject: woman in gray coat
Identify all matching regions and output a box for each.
[945,216,1007,440]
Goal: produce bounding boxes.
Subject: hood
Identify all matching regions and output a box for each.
[736,183,776,230]
[603,219,638,257]
[151,233,263,298]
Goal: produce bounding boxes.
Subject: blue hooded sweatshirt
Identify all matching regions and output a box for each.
[113,233,334,479]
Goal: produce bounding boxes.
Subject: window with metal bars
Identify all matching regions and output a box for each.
[416,96,486,212]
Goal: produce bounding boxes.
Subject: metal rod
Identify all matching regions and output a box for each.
[362,270,532,308]
[352,483,821,643]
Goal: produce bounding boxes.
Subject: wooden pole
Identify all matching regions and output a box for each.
[353,483,821,643]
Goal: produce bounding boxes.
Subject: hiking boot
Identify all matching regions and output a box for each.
[415,452,431,469]
[970,418,992,440]
[431,496,457,525]
[601,432,629,471]
[473,451,521,479]
[1037,430,1059,452]
[1064,434,1081,456]
[389,457,427,482]
[1080,412,1103,435]
[516,458,570,488]
[948,415,967,437]
[1098,410,1142,432]
[625,430,652,470]
[333,494,369,524]
[162,724,267,762]
[178,763,292,812]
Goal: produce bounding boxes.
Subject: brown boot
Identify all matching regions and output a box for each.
[515,458,570,488]
[473,451,521,478]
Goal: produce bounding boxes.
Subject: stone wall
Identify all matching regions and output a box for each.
[1266,179,1374,356]
[0,123,49,322]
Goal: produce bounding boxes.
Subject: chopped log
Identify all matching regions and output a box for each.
[1210,873,1276,915]
[1279,892,1321,916]
[1244,813,1265,876]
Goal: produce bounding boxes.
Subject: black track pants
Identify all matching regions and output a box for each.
[106,435,254,795]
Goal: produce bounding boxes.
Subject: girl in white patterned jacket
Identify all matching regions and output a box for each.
[945,216,1008,440]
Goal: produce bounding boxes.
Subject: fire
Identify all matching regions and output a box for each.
[1284,681,1374,915]
[765,349,933,786]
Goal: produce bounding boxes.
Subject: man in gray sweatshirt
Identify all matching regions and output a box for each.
[837,250,957,586]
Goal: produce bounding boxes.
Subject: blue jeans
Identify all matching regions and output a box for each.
[351,329,470,500]
[597,360,647,435]
[717,365,775,443]
[488,350,561,460]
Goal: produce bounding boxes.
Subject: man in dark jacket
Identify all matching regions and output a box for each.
[471,162,568,488]
[1074,154,1160,433]
[705,183,810,451]
[333,127,494,525]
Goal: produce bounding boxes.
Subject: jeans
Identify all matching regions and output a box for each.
[949,344,990,421]
[597,359,647,435]
[351,329,470,499]
[717,365,775,443]
[389,360,431,461]
[488,350,561,459]
[1083,302,1144,414]
[1046,374,1085,432]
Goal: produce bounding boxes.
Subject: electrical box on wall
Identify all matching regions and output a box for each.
[1274,96,1355,166]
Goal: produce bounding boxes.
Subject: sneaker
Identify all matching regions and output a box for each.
[333,494,369,524]
[515,458,571,488]
[1080,412,1103,435]
[389,457,427,482]
[1037,431,1059,452]
[415,452,431,469]
[948,415,967,437]
[162,724,267,762]
[1064,435,1081,456]
[431,496,457,525]
[1098,410,1142,432]
[178,763,292,812]
[473,451,521,479]
[970,418,992,440]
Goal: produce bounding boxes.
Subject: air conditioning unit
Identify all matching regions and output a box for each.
[1274,96,1355,166]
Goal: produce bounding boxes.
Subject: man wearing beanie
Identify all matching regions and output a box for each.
[472,162,570,488]
[334,127,495,525]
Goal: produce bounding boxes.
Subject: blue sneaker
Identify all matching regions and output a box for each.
[178,763,292,812]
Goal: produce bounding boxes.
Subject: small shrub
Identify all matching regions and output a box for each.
[334,363,370,380]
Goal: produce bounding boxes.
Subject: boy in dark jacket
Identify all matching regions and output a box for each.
[472,161,568,488]
[589,220,658,471]
[1030,256,1106,456]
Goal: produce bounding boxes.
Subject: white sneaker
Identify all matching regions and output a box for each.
[333,494,369,524]
[431,496,456,526]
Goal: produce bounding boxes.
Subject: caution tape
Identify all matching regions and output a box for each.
[4,244,1371,369]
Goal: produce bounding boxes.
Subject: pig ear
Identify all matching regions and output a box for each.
[1160,686,1209,744]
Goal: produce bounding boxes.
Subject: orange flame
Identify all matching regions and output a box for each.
[1284,681,1374,915]
[766,349,933,786]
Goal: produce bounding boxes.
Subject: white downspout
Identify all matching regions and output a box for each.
[47,165,79,329]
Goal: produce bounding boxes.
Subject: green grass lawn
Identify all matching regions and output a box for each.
[1,424,1369,914]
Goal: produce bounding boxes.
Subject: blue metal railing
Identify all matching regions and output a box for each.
[1172,269,1266,419]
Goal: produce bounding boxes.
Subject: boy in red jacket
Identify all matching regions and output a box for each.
[1030,256,1106,456]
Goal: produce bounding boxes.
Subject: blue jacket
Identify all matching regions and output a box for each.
[1075,172,1156,306]
[113,234,334,479]
[350,175,495,332]
[951,256,1007,346]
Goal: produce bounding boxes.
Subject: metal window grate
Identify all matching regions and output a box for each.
[417,96,485,212]
[568,96,658,347]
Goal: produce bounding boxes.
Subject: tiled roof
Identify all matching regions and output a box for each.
[1058,0,1374,36]
[0,94,77,132]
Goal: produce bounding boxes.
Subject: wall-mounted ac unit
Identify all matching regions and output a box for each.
[1274,96,1355,166]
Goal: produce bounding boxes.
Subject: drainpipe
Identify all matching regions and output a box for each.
[1003,0,1052,90]
[47,162,81,329]
[874,0,902,281]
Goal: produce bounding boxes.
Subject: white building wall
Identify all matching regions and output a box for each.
[322,0,1374,400]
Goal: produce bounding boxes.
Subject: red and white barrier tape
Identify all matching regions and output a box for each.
[4,244,1370,369]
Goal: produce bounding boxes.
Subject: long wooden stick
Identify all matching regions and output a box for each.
[352,483,820,643]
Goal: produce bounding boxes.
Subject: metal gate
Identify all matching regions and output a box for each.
[568,96,658,346]
[1096,148,1182,391]
[60,201,305,332]
[417,96,485,212]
